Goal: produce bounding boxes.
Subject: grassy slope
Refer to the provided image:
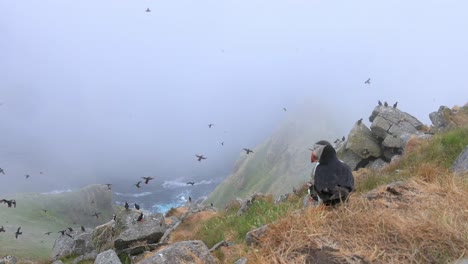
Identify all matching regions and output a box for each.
[206,104,342,208]
[0,184,114,260]
[173,104,468,263]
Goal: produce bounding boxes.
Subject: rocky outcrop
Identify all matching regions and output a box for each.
[94,249,121,264]
[347,122,382,159]
[72,232,94,256]
[245,225,268,246]
[114,210,166,251]
[138,240,218,264]
[0,256,17,264]
[237,193,266,216]
[50,234,75,260]
[51,230,96,261]
[429,106,455,132]
[92,220,116,253]
[450,146,468,175]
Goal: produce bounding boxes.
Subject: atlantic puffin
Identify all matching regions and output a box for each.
[310,140,354,206]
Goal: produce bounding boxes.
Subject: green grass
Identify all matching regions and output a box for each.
[196,196,303,248]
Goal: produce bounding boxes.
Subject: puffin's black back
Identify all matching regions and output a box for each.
[314,145,354,194]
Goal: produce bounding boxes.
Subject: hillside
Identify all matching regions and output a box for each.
[0,184,114,260]
[205,102,344,208]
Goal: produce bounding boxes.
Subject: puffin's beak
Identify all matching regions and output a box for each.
[311,152,318,163]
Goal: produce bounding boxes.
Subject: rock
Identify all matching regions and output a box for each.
[237,193,265,216]
[370,106,423,141]
[50,233,75,260]
[367,158,388,170]
[454,258,468,264]
[209,240,229,252]
[92,220,116,253]
[138,240,218,264]
[429,106,454,132]
[336,146,364,171]
[0,256,17,264]
[245,225,268,246]
[121,242,167,256]
[72,251,97,264]
[72,232,94,256]
[114,210,166,251]
[274,193,290,204]
[234,257,247,264]
[94,249,121,264]
[51,261,63,264]
[450,146,468,175]
[346,122,382,159]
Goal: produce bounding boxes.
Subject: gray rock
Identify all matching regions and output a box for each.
[245,225,268,246]
[121,242,167,256]
[382,134,403,149]
[450,146,468,175]
[94,249,121,264]
[209,240,229,252]
[50,234,75,260]
[346,122,382,159]
[114,210,166,251]
[454,258,468,264]
[234,257,247,264]
[336,146,363,171]
[51,261,64,264]
[367,159,388,170]
[370,106,423,140]
[72,251,97,264]
[72,232,94,256]
[138,240,218,264]
[92,220,116,253]
[429,106,454,132]
[236,193,265,216]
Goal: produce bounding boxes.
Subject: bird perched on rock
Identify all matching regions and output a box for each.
[309,141,354,206]
[125,202,129,210]
[243,148,254,154]
[58,230,67,235]
[15,227,22,239]
[342,136,345,141]
[378,100,382,106]
[135,181,142,188]
[195,155,206,162]
[334,139,340,144]
[384,101,388,107]
[364,78,371,84]
[188,196,192,202]
[105,184,112,190]
[393,102,398,108]
[357,118,363,125]
[142,177,154,184]
[67,227,73,232]
[135,203,140,210]
[136,213,144,222]
[81,226,86,232]
[91,212,101,219]
[0,226,5,232]
[186,182,195,186]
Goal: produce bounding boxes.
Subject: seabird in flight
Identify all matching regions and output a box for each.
[364,78,371,84]
[1,199,16,208]
[15,227,22,239]
[0,168,4,174]
[44,231,52,235]
[186,182,195,186]
[243,148,254,154]
[135,181,142,188]
[142,177,154,184]
[195,155,207,162]
[208,123,215,128]
[91,212,101,219]
[0,226,5,232]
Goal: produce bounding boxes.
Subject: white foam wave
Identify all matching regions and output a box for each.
[114,191,152,198]
[41,189,73,195]
[162,179,213,189]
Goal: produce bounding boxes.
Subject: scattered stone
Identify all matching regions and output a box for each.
[429,106,455,132]
[72,232,94,256]
[0,255,17,264]
[367,158,388,170]
[450,146,468,175]
[71,251,97,264]
[336,146,363,171]
[234,257,247,264]
[138,240,217,264]
[245,225,268,246]
[346,122,382,159]
[94,249,121,264]
[50,232,75,260]
[51,261,63,264]
[91,220,116,253]
[209,240,229,252]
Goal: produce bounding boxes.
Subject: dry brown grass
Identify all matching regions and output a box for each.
[250,175,468,263]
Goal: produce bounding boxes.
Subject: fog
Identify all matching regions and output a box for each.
[1,1,467,194]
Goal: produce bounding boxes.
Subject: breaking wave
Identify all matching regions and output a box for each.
[114,191,152,198]
[41,189,73,195]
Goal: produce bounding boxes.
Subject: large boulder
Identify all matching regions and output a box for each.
[94,249,121,264]
[336,144,364,171]
[72,232,94,256]
[138,240,218,264]
[114,210,166,251]
[50,234,75,260]
[346,122,382,159]
[450,146,468,175]
[370,106,423,142]
[92,220,116,253]
[429,106,455,132]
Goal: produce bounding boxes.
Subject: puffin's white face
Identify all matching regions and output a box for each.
[311,143,327,163]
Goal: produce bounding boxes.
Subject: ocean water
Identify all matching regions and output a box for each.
[112,178,219,215]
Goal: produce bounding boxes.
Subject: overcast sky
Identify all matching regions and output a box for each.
[1,0,467,193]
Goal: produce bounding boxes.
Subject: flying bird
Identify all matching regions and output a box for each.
[44,231,52,235]
[208,123,215,128]
[1,199,16,208]
[195,155,207,162]
[0,168,4,174]
[221,142,224,146]
[145,8,151,12]
[243,148,254,154]
[142,177,154,184]
[135,181,142,188]
[364,78,371,84]
[186,182,195,186]
[378,100,382,106]
[357,118,363,125]
[42,209,48,213]
[124,201,129,210]
[25,174,30,179]
[0,226,5,232]
[135,203,140,210]
[393,102,398,108]
[136,213,144,222]
[91,212,101,219]
[15,227,22,239]
[283,107,287,111]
